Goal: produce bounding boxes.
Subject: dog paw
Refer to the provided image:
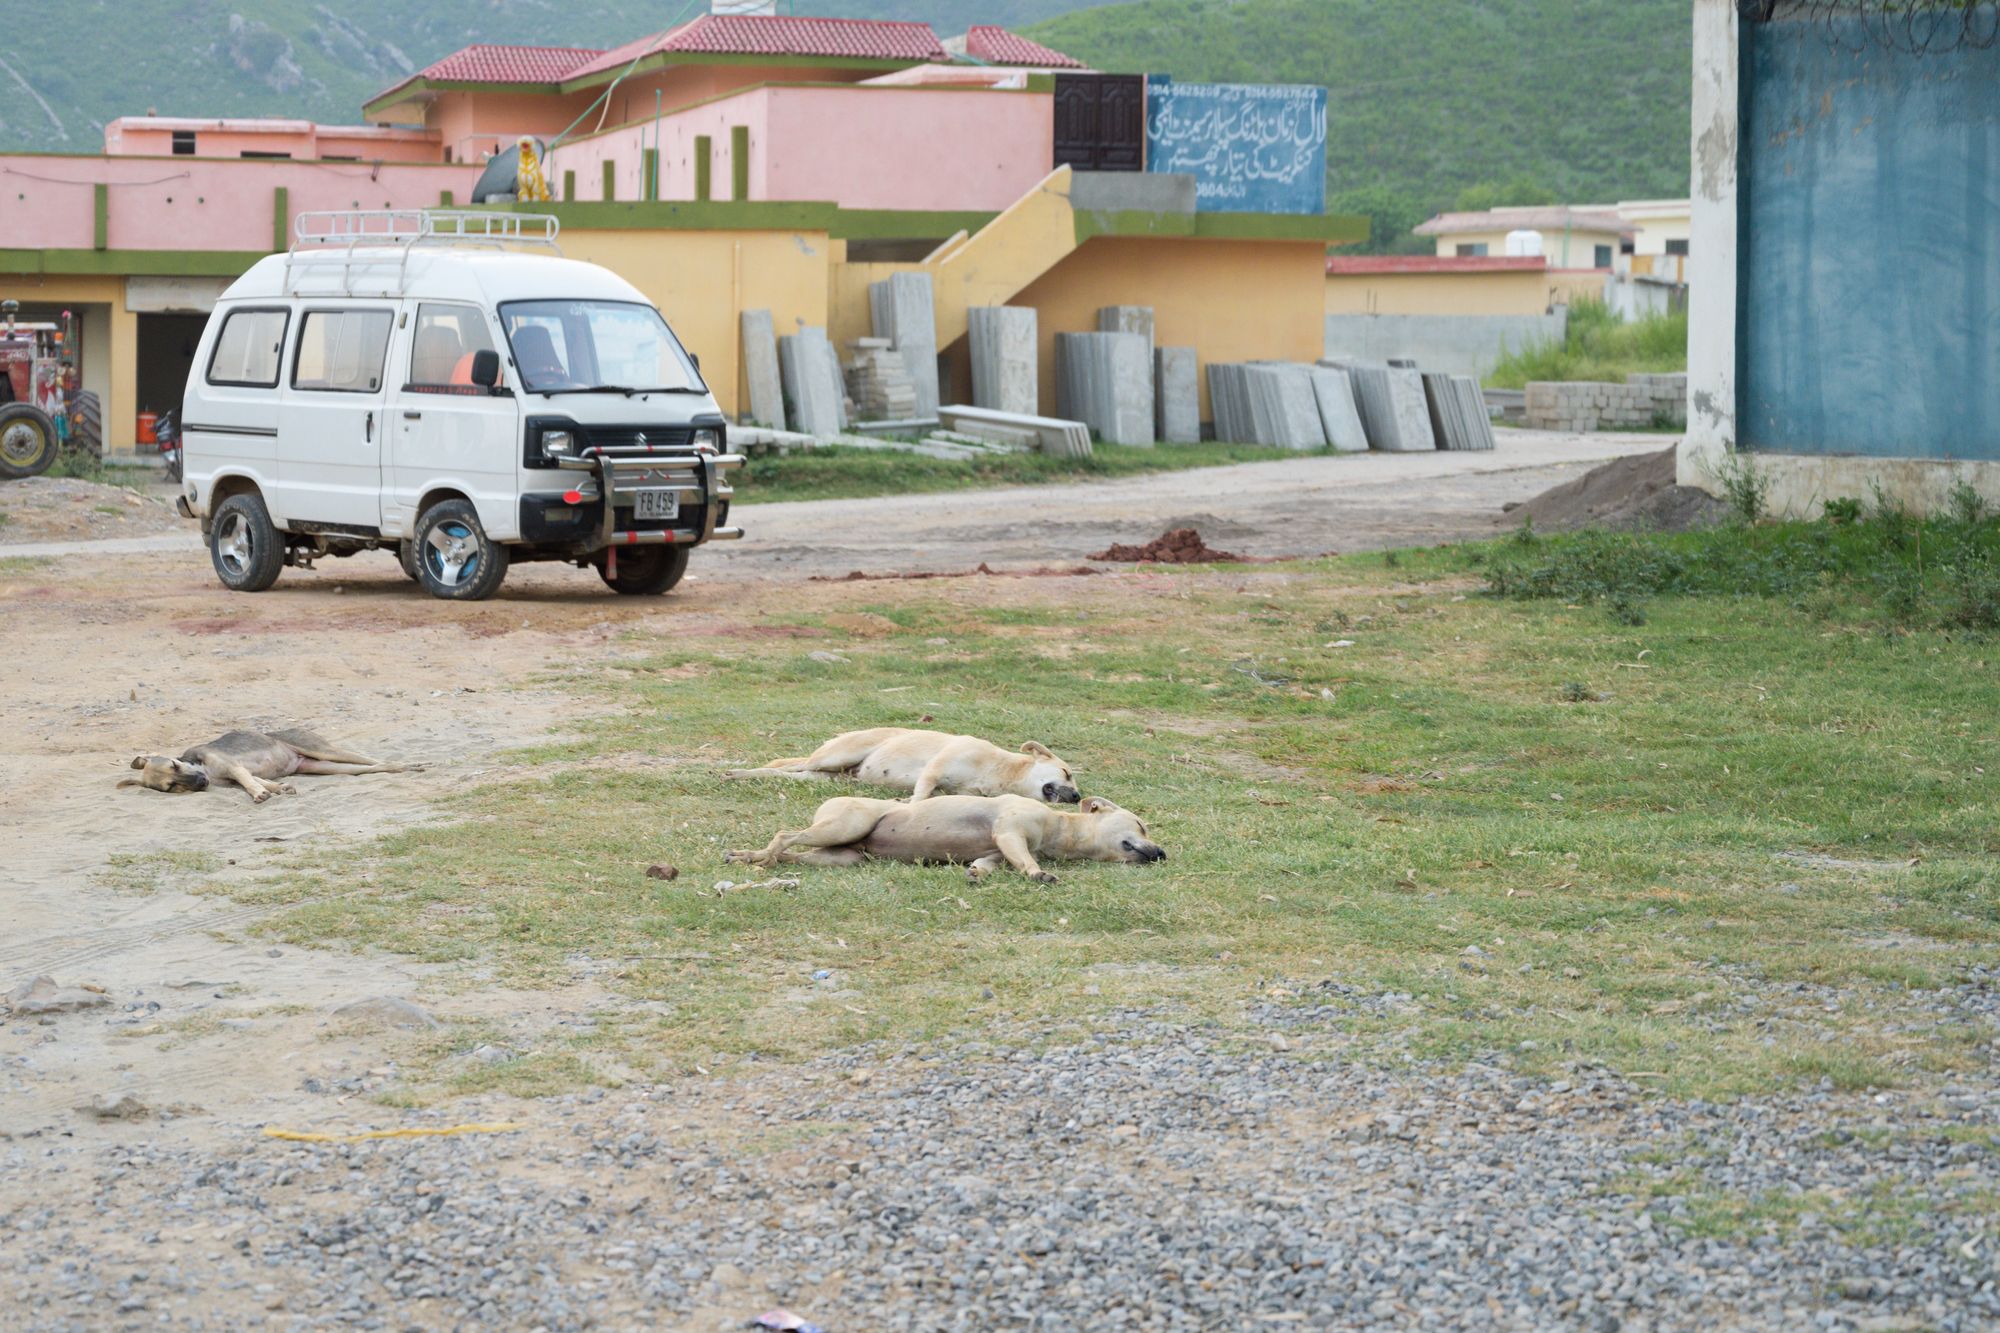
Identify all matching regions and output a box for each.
[965,867,985,883]
[1032,871,1059,885]
[251,789,272,804]
[277,783,297,796]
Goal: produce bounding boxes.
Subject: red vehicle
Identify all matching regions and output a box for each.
[0,299,101,479]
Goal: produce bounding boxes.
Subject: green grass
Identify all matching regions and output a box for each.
[1487,300,1689,390]
[731,440,1308,505]
[190,513,2000,1103]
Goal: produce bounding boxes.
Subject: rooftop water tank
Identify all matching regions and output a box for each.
[1504,229,1545,258]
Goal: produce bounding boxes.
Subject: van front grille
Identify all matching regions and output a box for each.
[585,425,696,453]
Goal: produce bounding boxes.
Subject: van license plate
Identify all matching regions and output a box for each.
[633,490,679,521]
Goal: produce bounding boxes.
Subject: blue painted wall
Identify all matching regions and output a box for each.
[1740,11,2000,460]
[1144,78,1327,215]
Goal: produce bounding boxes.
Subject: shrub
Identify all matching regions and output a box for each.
[1823,497,1862,525]
[1487,298,1688,390]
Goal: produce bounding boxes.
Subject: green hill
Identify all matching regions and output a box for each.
[0,0,1118,152]
[1024,0,1693,251]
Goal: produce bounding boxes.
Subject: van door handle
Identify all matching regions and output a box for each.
[403,411,422,421]
[365,411,374,444]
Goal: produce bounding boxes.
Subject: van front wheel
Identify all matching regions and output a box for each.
[414,499,508,601]
[209,492,284,592]
[598,545,689,596]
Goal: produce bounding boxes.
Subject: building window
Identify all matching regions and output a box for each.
[240,150,293,159]
[171,130,196,156]
[1665,238,1690,256]
[1594,244,1613,269]
[1456,242,1489,257]
[1620,238,1636,255]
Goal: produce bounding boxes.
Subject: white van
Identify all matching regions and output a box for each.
[177,211,744,600]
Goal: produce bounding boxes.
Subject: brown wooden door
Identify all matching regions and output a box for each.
[1053,74,1146,172]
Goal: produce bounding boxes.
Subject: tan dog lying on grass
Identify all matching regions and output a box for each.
[726,727,1082,804]
[121,728,415,804]
[725,793,1164,884]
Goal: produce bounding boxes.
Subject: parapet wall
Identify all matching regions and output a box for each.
[1525,373,1686,432]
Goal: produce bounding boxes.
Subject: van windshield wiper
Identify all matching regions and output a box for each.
[537,384,706,396]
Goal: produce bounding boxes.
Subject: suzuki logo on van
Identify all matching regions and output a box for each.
[634,432,647,449]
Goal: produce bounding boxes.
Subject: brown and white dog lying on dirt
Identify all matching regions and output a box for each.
[725,793,1164,884]
[725,728,1081,804]
[121,729,415,803]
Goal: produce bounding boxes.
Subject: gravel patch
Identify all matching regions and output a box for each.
[5,1008,1996,1331]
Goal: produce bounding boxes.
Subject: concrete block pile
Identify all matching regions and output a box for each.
[1347,363,1438,452]
[1209,360,1369,451]
[843,337,918,422]
[1154,346,1200,444]
[939,404,1093,458]
[967,306,1038,417]
[778,327,847,440]
[739,309,786,431]
[868,272,940,420]
[729,425,820,457]
[1056,332,1154,446]
[1308,365,1369,453]
[1524,372,1687,432]
[1421,372,1497,452]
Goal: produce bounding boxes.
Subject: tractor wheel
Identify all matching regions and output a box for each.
[70,391,103,459]
[0,403,59,480]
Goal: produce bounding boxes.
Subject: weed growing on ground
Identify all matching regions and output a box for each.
[1485,506,2000,632]
[1712,454,1769,524]
[1822,496,1862,525]
[1486,298,1688,389]
[732,441,1306,504]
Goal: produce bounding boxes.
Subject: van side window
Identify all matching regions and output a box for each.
[292,310,394,393]
[206,308,289,387]
[408,304,501,391]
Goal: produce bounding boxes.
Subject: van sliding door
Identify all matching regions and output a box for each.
[274,305,395,532]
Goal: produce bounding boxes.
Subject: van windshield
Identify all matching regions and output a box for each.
[498,300,705,395]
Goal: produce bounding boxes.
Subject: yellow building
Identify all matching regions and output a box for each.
[1323,255,1557,317]
[1414,205,1636,271]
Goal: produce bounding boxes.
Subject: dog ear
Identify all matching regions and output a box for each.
[1079,796,1115,814]
[130,756,147,769]
[1020,741,1054,758]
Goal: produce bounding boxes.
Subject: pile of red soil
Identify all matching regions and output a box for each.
[1498,446,1732,534]
[1088,528,1247,564]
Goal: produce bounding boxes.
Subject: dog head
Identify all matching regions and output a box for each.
[1076,796,1166,863]
[119,755,210,794]
[1016,741,1081,804]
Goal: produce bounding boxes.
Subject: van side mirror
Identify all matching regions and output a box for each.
[470,349,501,388]
[688,352,701,373]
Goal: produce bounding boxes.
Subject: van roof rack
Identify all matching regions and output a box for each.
[282,209,562,298]
[291,209,560,252]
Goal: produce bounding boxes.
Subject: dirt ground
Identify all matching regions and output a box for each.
[0,436,1644,1138]
[0,472,184,545]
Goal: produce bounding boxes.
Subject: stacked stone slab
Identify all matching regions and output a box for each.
[1056,332,1153,446]
[1421,372,1497,452]
[777,327,845,440]
[1243,364,1326,450]
[967,306,1038,417]
[1348,364,1437,452]
[1308,365,1369,453]
[843,337,918,422]
[939,405,1093,458]
[1154,346,1200,444]
[739,309,786,430]
[1525,372,1688,432]
[868,272,940,420]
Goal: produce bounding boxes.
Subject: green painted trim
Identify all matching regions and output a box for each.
[563,169,576,203]
[272,185,288,252]
[0,248,263,277]
[1073,208,1196,243]
[505,198,995,241]
[601,158,617,203]
[93,183,108,250]
[730,126,749,203]
[694,136,712,202]
[1024,73,1057,94]
[642,148,659,202]
[1073,207,1369,246]
[439,188,454,207]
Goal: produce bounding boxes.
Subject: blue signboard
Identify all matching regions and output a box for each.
[1144,77,1327,215]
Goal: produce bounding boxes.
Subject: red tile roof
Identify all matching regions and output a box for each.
[963,25,1087,69]
[415,44,603,85]
[1326,255,1549,275]
[569,15,947,79]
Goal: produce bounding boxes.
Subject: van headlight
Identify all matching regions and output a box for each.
[541,428,575,459]
[691,428,720,452]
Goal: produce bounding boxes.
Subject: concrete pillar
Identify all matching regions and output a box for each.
[1680,0,1739,490]
[107,297,139,456]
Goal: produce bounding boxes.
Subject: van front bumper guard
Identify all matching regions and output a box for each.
[554,449,745,552]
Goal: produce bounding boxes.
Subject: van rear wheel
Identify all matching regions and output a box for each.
[598,545,689,596]
[209,492,284,592]
[414,499,508,601]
